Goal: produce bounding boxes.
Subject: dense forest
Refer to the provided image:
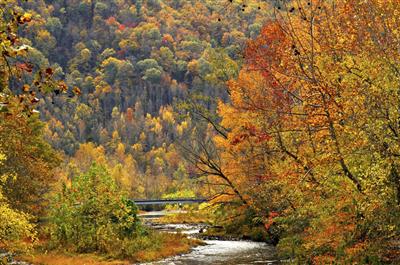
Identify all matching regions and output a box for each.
[14,0,274,199]
[1,0,400,264]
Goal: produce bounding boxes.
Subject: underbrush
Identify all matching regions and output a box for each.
[19,231,201,264]
[156,204,273,243]
[156,210,211,224]
[156,203,213,224]
[13,164,202,264]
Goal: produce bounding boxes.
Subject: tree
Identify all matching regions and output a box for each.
[0,0,62,216]
[0,113,60,216]
[213,0,400,262]
[143,67,162,83]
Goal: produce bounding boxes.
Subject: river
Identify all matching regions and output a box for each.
[140,212,281,265]
[2,212,280,265]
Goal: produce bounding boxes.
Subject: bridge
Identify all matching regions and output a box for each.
[131,198,207,205]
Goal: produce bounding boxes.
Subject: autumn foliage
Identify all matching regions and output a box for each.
[213,0,400,263]
[1,0,400,263]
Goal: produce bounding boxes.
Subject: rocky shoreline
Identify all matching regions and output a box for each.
[0,251,30,265]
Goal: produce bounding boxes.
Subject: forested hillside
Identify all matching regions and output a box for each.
[13,0,273,198]
[1,0,400,264]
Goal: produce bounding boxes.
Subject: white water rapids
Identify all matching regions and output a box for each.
[139,212,281,265]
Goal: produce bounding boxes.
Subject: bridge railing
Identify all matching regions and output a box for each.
[130,198,207,205]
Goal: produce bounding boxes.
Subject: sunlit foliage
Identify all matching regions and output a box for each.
[211,0,400,262]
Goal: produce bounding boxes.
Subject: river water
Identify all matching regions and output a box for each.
[140,213,281,265]
[3,212,280,265]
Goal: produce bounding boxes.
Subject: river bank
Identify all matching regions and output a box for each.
[141,212,281,265]
[11,231,200,265]
[4,210,280,265]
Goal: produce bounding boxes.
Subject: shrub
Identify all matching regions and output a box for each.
[0,202,36,252]
[0,153,36,252]
[47,164,142,254]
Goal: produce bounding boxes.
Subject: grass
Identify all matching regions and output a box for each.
[20,253,130,265]
[17,232,202,265]
[133,233,203,262]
